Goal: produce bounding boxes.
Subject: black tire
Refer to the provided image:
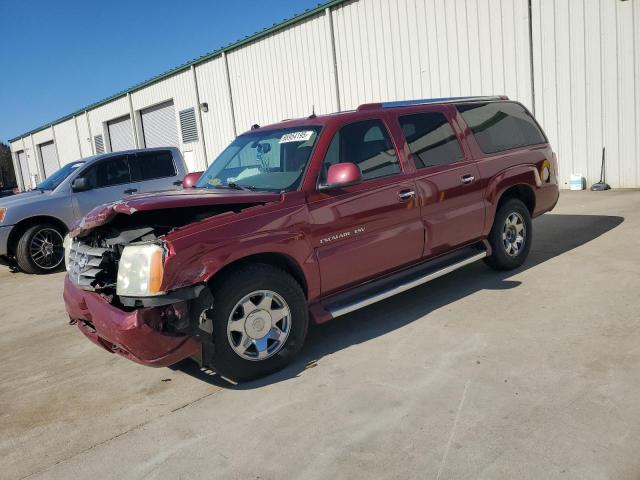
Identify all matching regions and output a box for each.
[206,264,308,382]
[15,223,66,274]
[484,198,532,271]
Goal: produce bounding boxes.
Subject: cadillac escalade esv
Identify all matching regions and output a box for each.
[63,96,559,382]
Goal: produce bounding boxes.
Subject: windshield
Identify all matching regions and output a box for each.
[196,127,322,192]
[36,161,85,191]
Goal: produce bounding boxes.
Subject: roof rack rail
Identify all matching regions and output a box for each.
[382,96,508,108]
[357,95,508,111]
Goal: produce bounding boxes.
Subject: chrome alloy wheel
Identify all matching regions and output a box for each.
[30,228,64,270]
[227,290,292,361]
[502,212,526,257]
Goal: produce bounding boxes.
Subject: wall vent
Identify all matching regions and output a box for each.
[94,134,104,154]
[179,108,198,143]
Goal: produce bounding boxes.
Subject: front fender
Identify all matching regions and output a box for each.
[161,230,321,300]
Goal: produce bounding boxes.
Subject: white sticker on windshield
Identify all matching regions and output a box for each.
[279,131,314,144]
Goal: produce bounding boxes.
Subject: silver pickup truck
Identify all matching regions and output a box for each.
[0,147,188,274]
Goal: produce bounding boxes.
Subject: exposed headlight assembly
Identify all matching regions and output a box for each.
[63,234,72,271]
[116,243,165,297]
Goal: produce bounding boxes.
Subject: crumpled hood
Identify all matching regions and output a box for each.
[70,188,282,237]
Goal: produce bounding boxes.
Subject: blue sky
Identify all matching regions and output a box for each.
[0,0,324,143]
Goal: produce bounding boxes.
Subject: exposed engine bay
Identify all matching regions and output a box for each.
[67,204,251,302]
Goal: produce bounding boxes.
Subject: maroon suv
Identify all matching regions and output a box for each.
[64,96,559,382]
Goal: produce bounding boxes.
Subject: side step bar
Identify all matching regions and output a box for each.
[323,244,488,319]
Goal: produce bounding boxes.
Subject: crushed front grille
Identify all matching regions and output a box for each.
[67,239,116,291]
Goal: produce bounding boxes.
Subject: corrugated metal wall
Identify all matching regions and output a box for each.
[227,12,338,130]
[9,0,640,189]
[332,0,532,110]
[53,118,82,164]
[532,0,640,189]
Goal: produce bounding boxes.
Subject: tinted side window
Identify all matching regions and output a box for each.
[399,112,464,168]
[457,102,546,154]
[321,119,400,182]
[80,156,131,188]
[130,151,176,181]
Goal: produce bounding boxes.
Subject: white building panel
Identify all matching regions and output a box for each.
[226,12,337,132]
[23,135,42,187]
[75,114,93,158]
[195,57,237,164]
[52,118,82,165]
[16,149,30,191]
[331,0,532,110]
[86,97,130,154]
[532,0,640,189]
[131,69,205,171]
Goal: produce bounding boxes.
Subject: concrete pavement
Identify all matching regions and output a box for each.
[1,190,639,479]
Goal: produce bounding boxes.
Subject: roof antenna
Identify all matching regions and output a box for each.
[308,105,316,119]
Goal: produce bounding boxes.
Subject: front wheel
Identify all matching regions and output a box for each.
[484,198,532,271]
[205,264,309,382]
[15,223,66,274]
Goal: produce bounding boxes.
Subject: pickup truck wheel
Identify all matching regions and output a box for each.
[15,223,65,274]
[484,198,532,271]
[208,264,308,382]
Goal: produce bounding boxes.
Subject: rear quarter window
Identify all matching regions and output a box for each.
[457,102,546,154]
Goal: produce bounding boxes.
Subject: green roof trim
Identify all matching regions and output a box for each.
[10,0,347,143]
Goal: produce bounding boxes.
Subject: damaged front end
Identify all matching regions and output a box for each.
[64,192,279,367]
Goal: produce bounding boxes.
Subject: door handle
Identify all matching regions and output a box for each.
[124,188,138,195]
[398,189,415,201]
[173,180,183,186]
[461,175,475,185]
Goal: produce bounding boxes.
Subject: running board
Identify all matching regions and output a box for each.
[323,244,488,319]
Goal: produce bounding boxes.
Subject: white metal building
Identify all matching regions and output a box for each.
[9,0,640,190]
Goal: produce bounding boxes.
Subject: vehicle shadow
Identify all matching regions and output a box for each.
[173,214,623,389]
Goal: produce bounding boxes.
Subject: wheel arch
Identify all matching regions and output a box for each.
[7,215,68,256]
[207,252,309,298]
[496,184,536,215]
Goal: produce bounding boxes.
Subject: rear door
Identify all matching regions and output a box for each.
[72,154,133,217]
[129,150,182,192]
[307,117,424,295]
[397,106,484,257]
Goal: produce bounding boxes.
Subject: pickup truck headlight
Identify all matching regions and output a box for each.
[116,243,165,297]
[0,207,7,223]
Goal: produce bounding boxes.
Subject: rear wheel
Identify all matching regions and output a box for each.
[484,198,532,271]
[205,264,308,382]
[15,223,66,274]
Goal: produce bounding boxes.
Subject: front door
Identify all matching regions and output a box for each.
[397,108,485,257]
[307,119,424,295]
[72,154,134,218]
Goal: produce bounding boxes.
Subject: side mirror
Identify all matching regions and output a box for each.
[71,177,91,192]
[318,163,362,191]
[182,171,203,189]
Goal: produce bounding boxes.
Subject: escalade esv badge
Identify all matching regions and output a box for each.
[320,226,366,245]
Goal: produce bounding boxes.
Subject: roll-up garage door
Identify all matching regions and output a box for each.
[107,115,135,152]
[17,150,29,189]
[140,101,179,148]
[39,141,59,177]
